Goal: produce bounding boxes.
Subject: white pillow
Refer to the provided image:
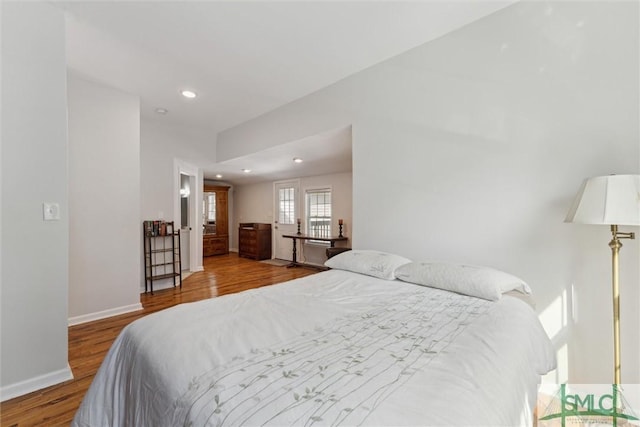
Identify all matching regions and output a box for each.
[324,250,411,280]
[394,262,531,301]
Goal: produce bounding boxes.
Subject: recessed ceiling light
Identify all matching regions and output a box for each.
[242,169,252,173]
[215,174,223,179]
[181,90,197,99]
[293,157,303,163]
[155,108,168,115]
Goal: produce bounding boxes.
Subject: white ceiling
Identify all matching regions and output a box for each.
[56,1,515,184]
[213,126,353,185]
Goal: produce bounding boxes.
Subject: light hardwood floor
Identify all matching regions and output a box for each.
[0,253,316,426]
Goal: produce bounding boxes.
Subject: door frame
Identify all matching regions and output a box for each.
[273,179,300,260]
[173,158,203,272]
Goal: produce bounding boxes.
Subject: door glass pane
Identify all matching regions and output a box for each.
[278,187,295,224]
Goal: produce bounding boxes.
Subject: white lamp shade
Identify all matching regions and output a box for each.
[565,174,640,225]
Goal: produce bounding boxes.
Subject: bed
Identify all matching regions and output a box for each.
[73,251,556,426]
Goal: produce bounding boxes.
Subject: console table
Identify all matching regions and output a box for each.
[282,234,348,268]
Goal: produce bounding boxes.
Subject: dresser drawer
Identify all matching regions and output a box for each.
[203,235,228,256]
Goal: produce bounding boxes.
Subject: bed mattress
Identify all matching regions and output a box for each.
[73,269,555,426]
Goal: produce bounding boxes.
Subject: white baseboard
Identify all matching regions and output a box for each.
[193,265,204,272]
[68,303,143,326]
[0,364,74,402]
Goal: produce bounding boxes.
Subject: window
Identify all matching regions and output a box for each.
[278,187,295,225]
[306,189,331,239]
[203,193,216,224]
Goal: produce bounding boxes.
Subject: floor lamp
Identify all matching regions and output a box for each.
[565,174,640,384]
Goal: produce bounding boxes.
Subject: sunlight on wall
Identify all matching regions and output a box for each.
[556,344,569,383]
[539,285,574,384]
[540,288,567,339]
[542,344,569,384]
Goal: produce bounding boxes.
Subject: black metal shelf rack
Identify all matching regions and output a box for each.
[143,220,182,294]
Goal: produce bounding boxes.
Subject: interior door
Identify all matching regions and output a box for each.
[179,173,191,271]
[274,180,299,260]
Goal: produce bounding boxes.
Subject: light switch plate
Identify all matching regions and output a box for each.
[43,202,60,221]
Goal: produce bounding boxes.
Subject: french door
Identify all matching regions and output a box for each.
[273,180,299,260]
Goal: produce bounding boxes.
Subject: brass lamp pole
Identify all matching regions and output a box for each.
[609,225,635,384]
[566,174,640,385]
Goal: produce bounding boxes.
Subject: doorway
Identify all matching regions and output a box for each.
[174,159,202,273]
[273,180,300,260]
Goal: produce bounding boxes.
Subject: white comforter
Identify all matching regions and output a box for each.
[73,270,555,427]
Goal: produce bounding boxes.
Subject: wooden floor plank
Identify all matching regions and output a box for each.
[0,253,315,426]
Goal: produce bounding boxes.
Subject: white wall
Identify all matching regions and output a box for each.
[141,119,213,285]
[234,172,352,264]
[141,119,214,222]
[1,2,72,400]
[67,74,142,322]
[218,1,639,384]
[233,181,272,251]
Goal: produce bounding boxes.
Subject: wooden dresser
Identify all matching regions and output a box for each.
[203,234,228,257]
[238,223,272,260]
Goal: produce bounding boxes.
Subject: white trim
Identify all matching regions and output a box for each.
[67,303,143,326]
[303,184,333,238]
[0,364,74,402]
[173,158,202,274]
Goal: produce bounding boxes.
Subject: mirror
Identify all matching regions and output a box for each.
[180,173,190,229]
[203,192,216,234]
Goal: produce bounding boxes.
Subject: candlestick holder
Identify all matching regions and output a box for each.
[339,223,343,238]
